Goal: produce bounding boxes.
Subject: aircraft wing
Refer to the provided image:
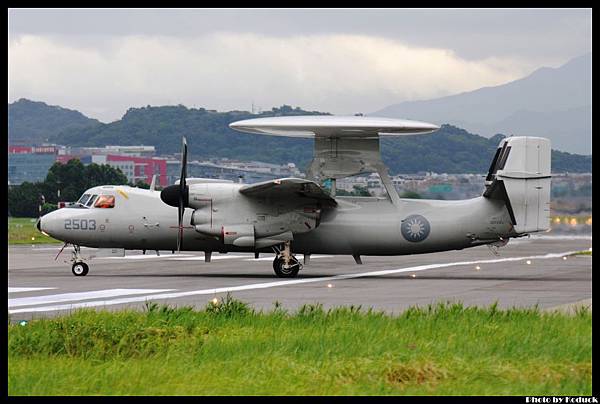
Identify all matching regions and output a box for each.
[239,178,337,206]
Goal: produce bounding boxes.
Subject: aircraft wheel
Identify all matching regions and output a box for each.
[273,256,301,278]
[72,262,89,276]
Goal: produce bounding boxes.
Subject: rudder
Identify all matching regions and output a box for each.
[483,136,551,234]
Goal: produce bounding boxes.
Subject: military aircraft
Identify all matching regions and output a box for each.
[37,116,551,278]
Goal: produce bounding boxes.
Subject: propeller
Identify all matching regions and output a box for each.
[160,137,189,252]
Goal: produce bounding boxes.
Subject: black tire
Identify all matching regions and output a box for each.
[72,262,89,276]
[273,256,301,278]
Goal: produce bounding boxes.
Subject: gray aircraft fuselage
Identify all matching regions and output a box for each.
[39,184,515,256]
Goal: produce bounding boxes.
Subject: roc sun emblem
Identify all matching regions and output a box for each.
[401,215,431,242]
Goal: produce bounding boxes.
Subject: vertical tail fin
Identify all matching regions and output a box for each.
[483,136,551,234]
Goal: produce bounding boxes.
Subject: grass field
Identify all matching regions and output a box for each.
[8,298,592,396]
[8,217,61,245]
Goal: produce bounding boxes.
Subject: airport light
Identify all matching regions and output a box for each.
[562,256,568,260]
[327,283,333,288]
[211,297,219,305]
[410,274,416,278]
[31,237,35,241]
[475,265,481,271]
[526,260,532,265]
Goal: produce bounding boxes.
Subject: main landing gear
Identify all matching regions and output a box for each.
[272,241,302,278]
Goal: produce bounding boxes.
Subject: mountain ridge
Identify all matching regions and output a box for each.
[373,53,591,154]
[8,99,591,174]
[8,98,101,145]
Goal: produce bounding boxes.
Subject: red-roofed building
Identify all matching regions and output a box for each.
[92,155,168,187]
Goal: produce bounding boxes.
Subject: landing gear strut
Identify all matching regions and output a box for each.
[70,245,89,277]
[272,241,302,278]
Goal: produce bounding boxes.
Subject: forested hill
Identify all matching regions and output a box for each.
[49,104,327,169]
[11,101,591,174]
[8,99,101,144]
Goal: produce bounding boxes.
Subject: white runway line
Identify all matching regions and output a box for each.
[530,235,592,240]
[8,287,56,293]
[8,250,582,314]
[8,289,175,308]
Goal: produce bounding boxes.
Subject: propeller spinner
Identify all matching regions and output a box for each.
[160,137,189,252]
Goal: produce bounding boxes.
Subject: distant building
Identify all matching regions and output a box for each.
[58,145,155,157]
[8,153,56,185]
[166,159,303,185]
[9,144,166,186]
[93,154,168,187]
[8,145,58,185]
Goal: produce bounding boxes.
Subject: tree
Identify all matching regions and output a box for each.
[400,191,422,199]
[8,182,45,217]
[132,180,151,189]
[8,161,130,217]
[352,185,371,196]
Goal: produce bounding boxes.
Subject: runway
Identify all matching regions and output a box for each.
[8,235,592,320]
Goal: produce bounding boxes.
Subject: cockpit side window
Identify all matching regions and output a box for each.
[94,195,115,208]
[86,195,98,207]
[77,194,91,206]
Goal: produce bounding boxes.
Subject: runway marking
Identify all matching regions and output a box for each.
[8,250,581,314]
[530,235,591,240]
[8,287,56,293]
[8,289,175,308]
[30,247,95,251]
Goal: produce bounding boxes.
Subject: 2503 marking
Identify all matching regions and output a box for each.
[64,219,96,230]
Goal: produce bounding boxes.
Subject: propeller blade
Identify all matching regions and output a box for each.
[180,137,187,193]
[177,137,188,252]
[177,202,184,252]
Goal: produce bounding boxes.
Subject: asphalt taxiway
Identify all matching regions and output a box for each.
[8,235,592,320]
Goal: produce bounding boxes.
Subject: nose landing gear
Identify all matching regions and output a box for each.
[72,262,89,276]
[69,245,89,277]
[272,241,302,278]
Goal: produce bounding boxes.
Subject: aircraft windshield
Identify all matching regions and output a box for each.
[94,195,115,208]
[85,195,98,207]
[77,193,91,206]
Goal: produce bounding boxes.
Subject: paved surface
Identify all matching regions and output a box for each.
[8,235,592,320]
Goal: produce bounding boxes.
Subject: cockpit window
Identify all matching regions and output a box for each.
[77,193,91,206]
[85,195,98,207]
[94,195,115,208]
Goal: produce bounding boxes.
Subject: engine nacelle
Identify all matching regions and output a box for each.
[223,224,255,247]
[195,223,255,247]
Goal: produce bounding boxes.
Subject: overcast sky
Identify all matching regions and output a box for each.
[8,8,592,122]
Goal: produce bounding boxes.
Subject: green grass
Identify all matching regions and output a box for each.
[8,217,61,245]
[8,298,592,396]
[571,250,592,256]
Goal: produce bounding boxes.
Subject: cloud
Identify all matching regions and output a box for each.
[9,33,537,122]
